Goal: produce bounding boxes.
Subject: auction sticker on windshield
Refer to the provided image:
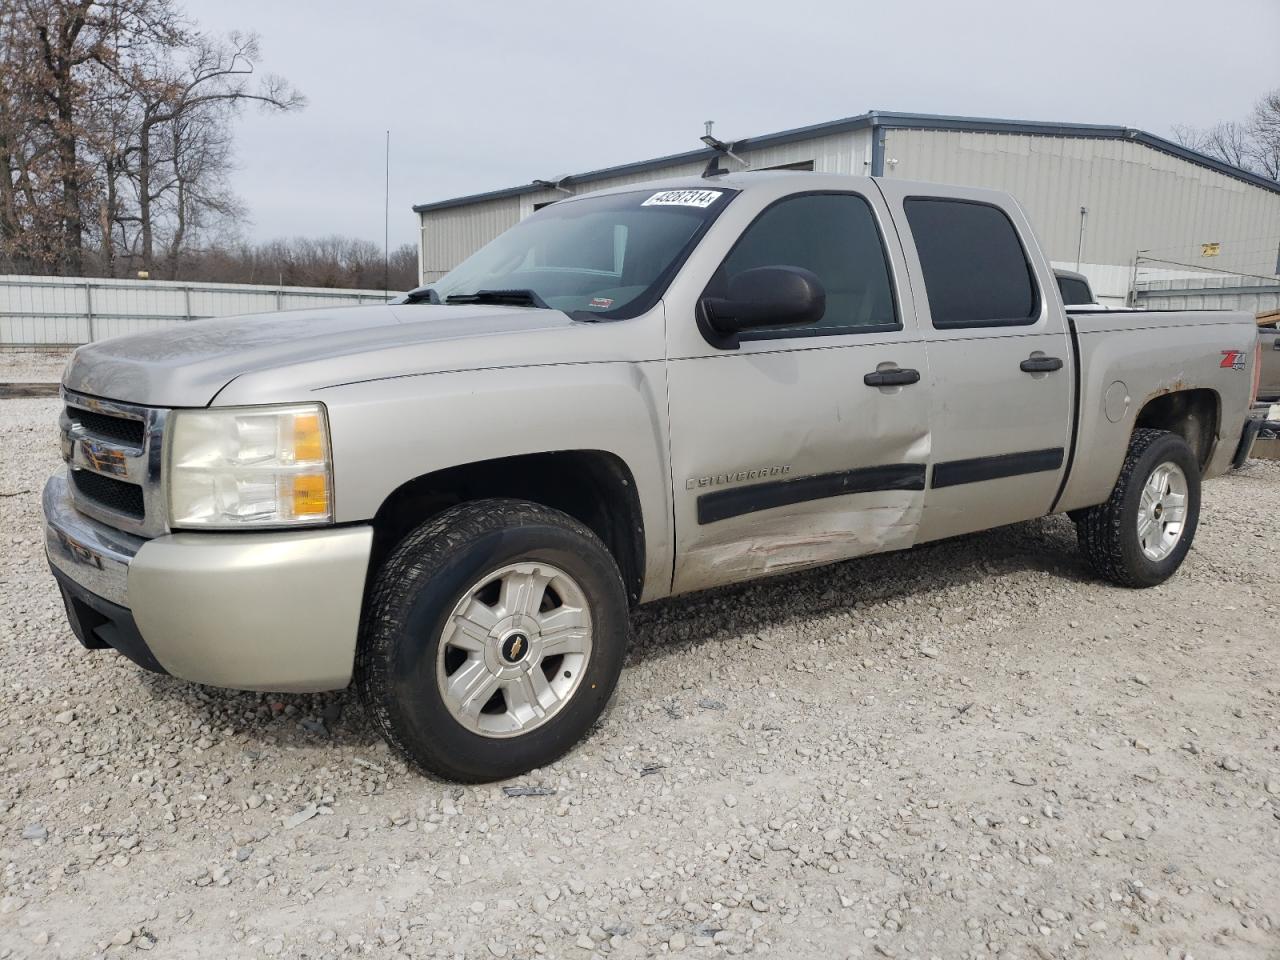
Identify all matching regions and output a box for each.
[642,189,722,208]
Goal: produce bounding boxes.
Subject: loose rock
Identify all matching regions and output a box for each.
[0,379,1276,959]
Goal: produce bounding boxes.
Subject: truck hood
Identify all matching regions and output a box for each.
[62,304,645,407]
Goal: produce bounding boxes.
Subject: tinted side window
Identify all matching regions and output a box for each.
[713,193,898,335]
[1057,276,1093,306]
[904,198,1038,328]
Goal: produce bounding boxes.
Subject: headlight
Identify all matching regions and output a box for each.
[167,403,333,528]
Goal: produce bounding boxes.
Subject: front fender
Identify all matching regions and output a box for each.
[317,361,674,602]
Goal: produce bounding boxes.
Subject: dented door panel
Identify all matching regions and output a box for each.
[661,178,932,595]
[873,179,1075,542]
[667,336,931,594]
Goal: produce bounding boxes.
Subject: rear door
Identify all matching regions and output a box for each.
[664,186,932,593]
[874,181,1074,542]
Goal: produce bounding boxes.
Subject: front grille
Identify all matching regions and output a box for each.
[66,406,145,447]
[71,469,145,520]
[62,390,168,537]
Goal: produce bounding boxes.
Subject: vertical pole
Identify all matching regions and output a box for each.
[1075,206,1087,272]
[84,281,95,343]
[384,129,391,299]
[184,285,193,321]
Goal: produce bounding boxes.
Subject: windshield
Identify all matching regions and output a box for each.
[409,187,737,319]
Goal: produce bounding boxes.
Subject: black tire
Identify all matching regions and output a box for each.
[356,499,629,782]
[1075,428,1201,588]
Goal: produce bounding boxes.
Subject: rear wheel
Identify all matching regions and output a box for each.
[1075,428,1201,588]
[357,499,629,782]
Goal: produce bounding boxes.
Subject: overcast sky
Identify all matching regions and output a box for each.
[184,0,1280,250]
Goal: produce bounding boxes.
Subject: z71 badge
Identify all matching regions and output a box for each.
[1220,349,1247,371]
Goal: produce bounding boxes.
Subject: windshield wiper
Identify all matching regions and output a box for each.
[401,287,440,304]
[444,288,549,309]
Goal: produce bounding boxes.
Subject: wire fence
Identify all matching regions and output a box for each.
[0,275,394,347]
[1131,258,1280,313]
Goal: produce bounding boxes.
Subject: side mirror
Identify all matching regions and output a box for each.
[698,266,826,349]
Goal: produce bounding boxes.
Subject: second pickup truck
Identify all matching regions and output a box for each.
[44,171,1262,781]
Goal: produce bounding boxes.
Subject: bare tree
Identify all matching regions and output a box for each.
[1247,90,1280,181]
[1,2,302,277]
[171,238,418,291]
[80,48,146,275]
[17,0,182,271]
[160,104,246,279]
[2,2,81,272]
[24,0,99,273]
[3,3,393,292]
[121,30,304,273]
[1172,121,1251,169]
[1175,88,1280,183]
[0,7,56,269]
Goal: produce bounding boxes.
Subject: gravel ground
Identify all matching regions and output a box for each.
[0,351,69,384]
[2,388,1278,960]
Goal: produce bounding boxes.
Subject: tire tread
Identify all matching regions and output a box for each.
[1076,428,1197,588]
[355,498,626,782]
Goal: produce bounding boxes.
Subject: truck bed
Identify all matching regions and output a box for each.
[1056,307,1258,513]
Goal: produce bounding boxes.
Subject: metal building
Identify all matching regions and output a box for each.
[414,111,1280,306]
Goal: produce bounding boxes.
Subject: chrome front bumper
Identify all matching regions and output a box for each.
[44,468,142,608]
[42,468,375,692]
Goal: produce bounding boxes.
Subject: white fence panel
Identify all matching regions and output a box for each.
[0,275,393,346]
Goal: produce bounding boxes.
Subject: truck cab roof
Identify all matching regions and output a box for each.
[565,169,1018,208]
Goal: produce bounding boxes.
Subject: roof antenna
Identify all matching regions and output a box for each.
[532,176,574,195]
[701,120,746,178]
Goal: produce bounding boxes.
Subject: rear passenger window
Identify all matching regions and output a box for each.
[904,198,1038,328]
[710,193,898,335]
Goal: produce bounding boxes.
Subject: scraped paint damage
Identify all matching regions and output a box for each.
[675,491,924,594]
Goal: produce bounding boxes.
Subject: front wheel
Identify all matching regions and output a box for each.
[1075,428,1201,588]
[356,499,629,782]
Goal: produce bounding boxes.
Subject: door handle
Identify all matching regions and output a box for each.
[1020,356,1064,373]
[864,367,921,387]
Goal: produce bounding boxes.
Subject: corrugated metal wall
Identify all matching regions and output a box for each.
[418,127,1280,307]
[883,130,1280,283]
[418,131,873,281]
[419,197,522,282]
[0,275,392,346]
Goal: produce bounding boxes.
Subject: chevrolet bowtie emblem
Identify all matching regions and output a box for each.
[81,440,129,477]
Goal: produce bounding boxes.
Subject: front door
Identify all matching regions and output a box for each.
[874,181,1074,542]
[665,188,933,594]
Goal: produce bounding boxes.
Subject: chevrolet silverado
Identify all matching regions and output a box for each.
[44,172,1262,781]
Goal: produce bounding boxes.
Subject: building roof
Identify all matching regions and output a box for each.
[413,109,1280,213]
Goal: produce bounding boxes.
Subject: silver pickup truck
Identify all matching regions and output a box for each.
[43,172,1262,782]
